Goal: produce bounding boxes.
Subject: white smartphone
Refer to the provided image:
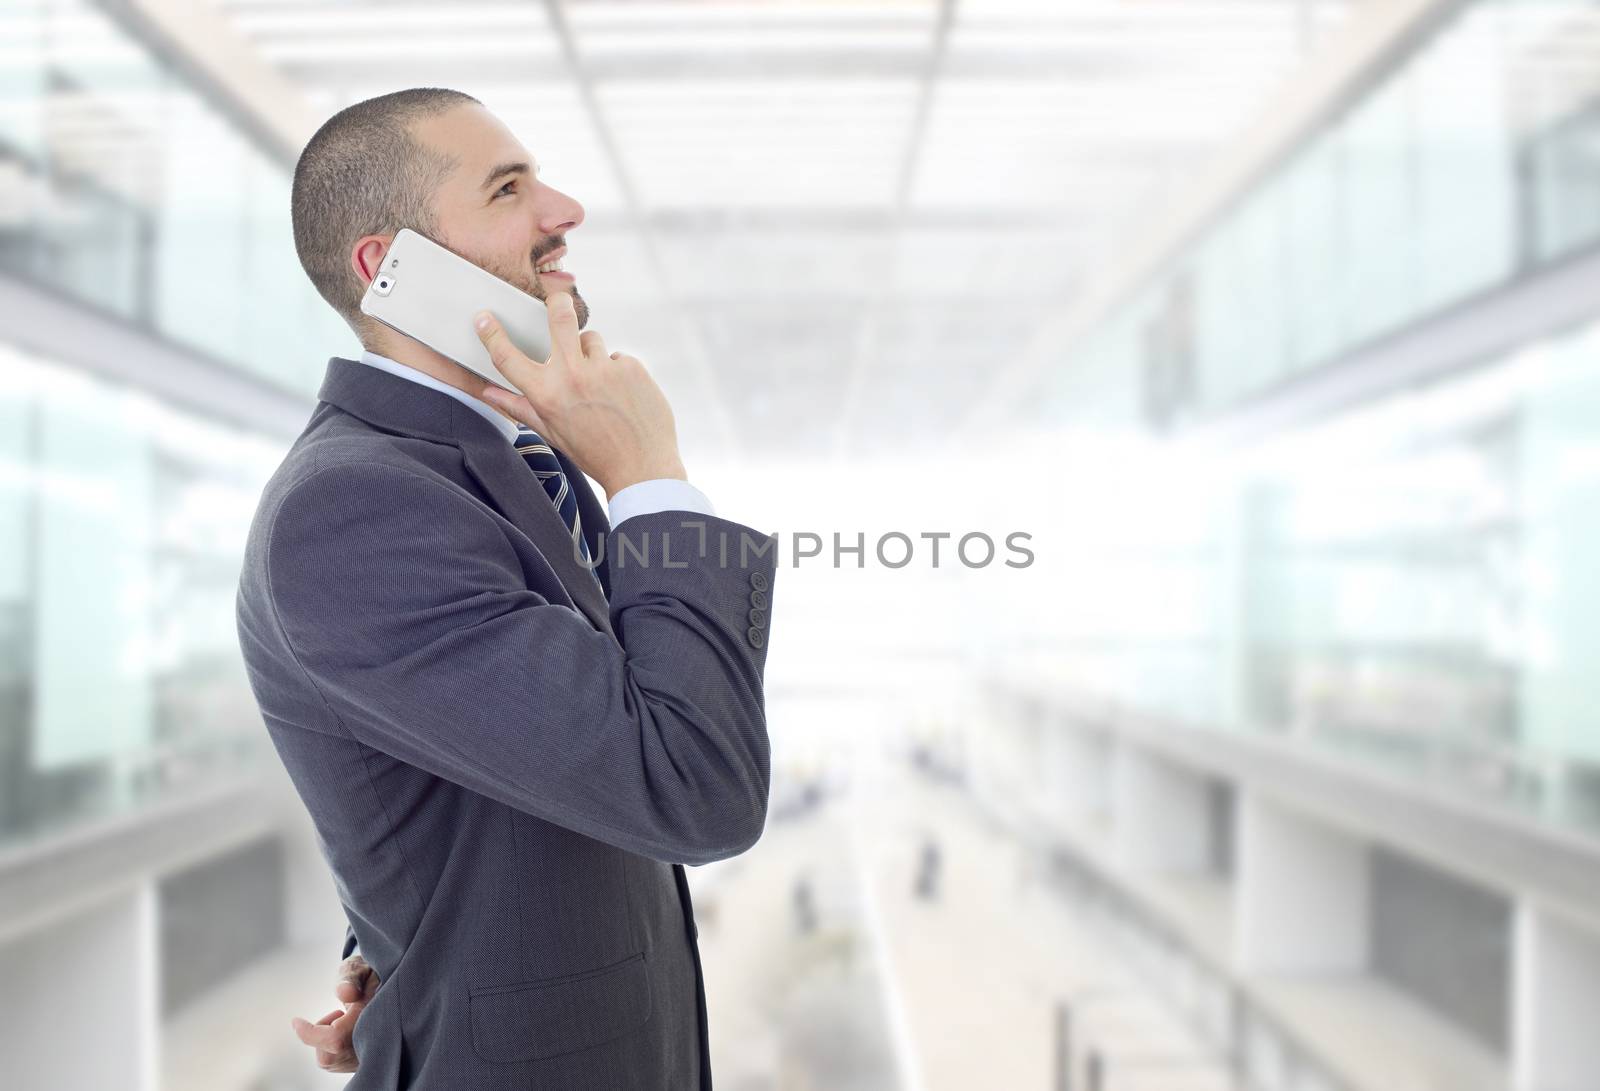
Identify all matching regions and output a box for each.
[358,227,552,392]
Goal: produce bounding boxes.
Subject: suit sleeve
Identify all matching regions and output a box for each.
[342,922,358,961]
[267,459,775,866]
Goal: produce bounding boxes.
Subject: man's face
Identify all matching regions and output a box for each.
[410,102,590,328]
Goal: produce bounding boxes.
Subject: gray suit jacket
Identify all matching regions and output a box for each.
[235,357,776,1089]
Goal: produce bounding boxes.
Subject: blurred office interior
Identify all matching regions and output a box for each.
[4,0,1600,1088]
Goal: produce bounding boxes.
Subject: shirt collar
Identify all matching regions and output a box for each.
[356,349,523,445]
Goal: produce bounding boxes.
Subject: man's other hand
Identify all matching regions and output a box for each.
[290,954,381,1073]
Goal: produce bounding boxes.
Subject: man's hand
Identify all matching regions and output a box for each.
[474,289,688,500]
[290,954,381,1073]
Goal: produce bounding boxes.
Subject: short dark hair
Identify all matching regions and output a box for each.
[291,87,480,333]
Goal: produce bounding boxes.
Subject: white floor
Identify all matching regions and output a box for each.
[850,765,1242,1091]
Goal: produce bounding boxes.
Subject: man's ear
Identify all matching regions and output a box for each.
[350,234,393,286]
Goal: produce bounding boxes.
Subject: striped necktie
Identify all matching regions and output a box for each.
[511,424,603,591]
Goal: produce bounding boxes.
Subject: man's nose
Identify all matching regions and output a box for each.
[538,185,584,235]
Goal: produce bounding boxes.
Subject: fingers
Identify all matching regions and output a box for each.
[318,1046,358,1073]
[578,328,609,361]
[336,955,380,1002]
[335,959,362,1004]
[473,310,544,398]
[335,1000,367,1035]
[291,1011,347,1050]
[337,954,367,986]
[480,387,551,436]
[294,1002,366,1073]
[293,1005,364,1044]
[544,289,583,366]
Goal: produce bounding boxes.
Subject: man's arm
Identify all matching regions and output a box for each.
[334,481,717,965]
[269,461,775,865]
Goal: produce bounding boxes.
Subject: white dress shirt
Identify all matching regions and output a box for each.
[355,350,714,529]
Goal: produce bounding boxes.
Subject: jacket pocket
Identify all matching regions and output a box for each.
[469,951,652,1063]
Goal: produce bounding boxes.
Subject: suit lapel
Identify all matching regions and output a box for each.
[458,435,614,637]
[316,357,615,639]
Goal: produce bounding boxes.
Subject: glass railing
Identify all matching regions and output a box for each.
[1011,0,1600,840]
[1025,316,1600,839]
[0,0,354,399]
[1045,0,1600,428]
[0,0,360,851]
[0,339,287,852]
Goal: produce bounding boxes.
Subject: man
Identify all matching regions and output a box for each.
[234,87,776,1089]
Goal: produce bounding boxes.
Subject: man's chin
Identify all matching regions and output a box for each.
[525,277,587,326]
[565,288,590,328]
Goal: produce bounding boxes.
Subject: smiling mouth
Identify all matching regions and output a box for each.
[534,246,572,280]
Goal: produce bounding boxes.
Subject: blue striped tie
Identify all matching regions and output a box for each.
[511,424,603,591]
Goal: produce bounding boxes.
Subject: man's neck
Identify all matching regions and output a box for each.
[363,336,521,427]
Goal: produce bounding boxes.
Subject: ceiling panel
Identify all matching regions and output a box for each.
[204,0,1355,457]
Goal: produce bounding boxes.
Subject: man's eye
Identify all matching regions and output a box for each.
[495,181,517,198]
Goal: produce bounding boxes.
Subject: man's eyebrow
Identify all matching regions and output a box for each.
[479,160,538,191]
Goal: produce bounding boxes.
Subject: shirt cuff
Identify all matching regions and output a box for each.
[607,478,715,529]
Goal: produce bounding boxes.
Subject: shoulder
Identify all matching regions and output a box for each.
[255,434,496,571]
[261,416,471,521]
[259,450,519,622]
[271,450,485,541]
